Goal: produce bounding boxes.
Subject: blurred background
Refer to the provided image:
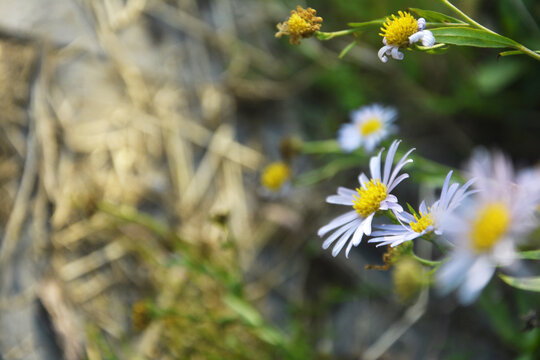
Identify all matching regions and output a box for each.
[0,0,539,359]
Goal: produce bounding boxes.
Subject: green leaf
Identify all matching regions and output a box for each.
[499,274,540,292]
[408,8,466,24]
[499,50,540,57]
[414,43,449,54]
[430,27,519,48]
[339,39,358,59]
[517,250,540,260]
[406,203,419,217]
[347,19,384,28]
[223,294,263,327]
[223,295,287,346]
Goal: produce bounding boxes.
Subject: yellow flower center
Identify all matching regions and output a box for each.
[353,179,388,217]
[287,13,311,36]
[470,203,510,252]
[275,6,323,45]
[409,211,433,233]
[359,118,383,136]
[380,11,418,47]
[261,162,291,191]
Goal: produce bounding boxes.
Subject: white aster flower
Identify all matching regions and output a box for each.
[338,104,397,153]
[318,140,414,257]
[378,11,436,63]
[369,170,477,247]
[258,161,292,198]
[436,150,540,305]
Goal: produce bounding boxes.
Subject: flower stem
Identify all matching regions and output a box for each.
[412,253,440,267]
[440,0,540,61]
[315,28,363,40]
[516,44,540,61]
[439,0,497,35]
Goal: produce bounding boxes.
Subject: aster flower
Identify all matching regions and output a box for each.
[368,170,476,247]
[378,11,436,63]
[275,6,323,45]
[259,161,292,197]
[436,150,540,305]
[338,104,397,153]
[318,140,414,257]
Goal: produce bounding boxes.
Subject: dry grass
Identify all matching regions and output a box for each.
[0,0,306,358]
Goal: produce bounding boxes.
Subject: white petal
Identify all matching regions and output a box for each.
[318,211,358,237]
[457,257,495,305]
[362,213,375,235]
[370,150,383,180]
[436,253,473,295]
[332,223,359,257]
[419,200,428,214]
[391,47,404,60]
[441,183,460,209]
[337,187,357,197]
[387,147,415,186]
[345,223,366,257]
[358,173,370,187]
[378,45,393,63]
[417,18,426,30]
[382,140,400,184]
[388,202,404,213]
[408,31,423,44]
[322,220,357,250]
[387,173,409,193]
[338,123,362,152]
[421,30,436,47]
[440,171,453,202]
[326,195,354,206]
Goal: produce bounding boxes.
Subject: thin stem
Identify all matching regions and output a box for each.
[412,253,440,267]
[440,0,540,61]
[440,0,497,35]
[315,28,363,40]
[517,44,540,61]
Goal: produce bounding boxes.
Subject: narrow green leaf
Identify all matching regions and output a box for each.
[406,203,419,217]
[430,27,519,48]
[339,40,358,59]
[223,294,263,327]
[408,8,465,24]
[347,19,385,28]
[414,43,449,54]
[499,50,540,57]
[517,250,540,260]
[499,274,540,292]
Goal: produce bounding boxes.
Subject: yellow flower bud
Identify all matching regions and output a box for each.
[275,6,322,45]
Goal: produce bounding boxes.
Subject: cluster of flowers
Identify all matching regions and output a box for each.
[319,139,540,304]
[276,7,436,63]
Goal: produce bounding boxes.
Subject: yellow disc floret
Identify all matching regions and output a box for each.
[275,6,323,45]
[261,162,291,191]
[353,179,388,217]
[359,118,383,136]
[380,11,418,47]
[287,13,310,35]
[470,202,510,252]
[409,211,434,233]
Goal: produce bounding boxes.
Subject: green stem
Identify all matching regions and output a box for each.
[516,44,540,61]
[439,0,497,35]
[440,0,540,61]
[412,253,440,267]
[315,28,363,40]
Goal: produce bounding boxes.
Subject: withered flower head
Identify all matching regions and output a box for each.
[275,6,322,45]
